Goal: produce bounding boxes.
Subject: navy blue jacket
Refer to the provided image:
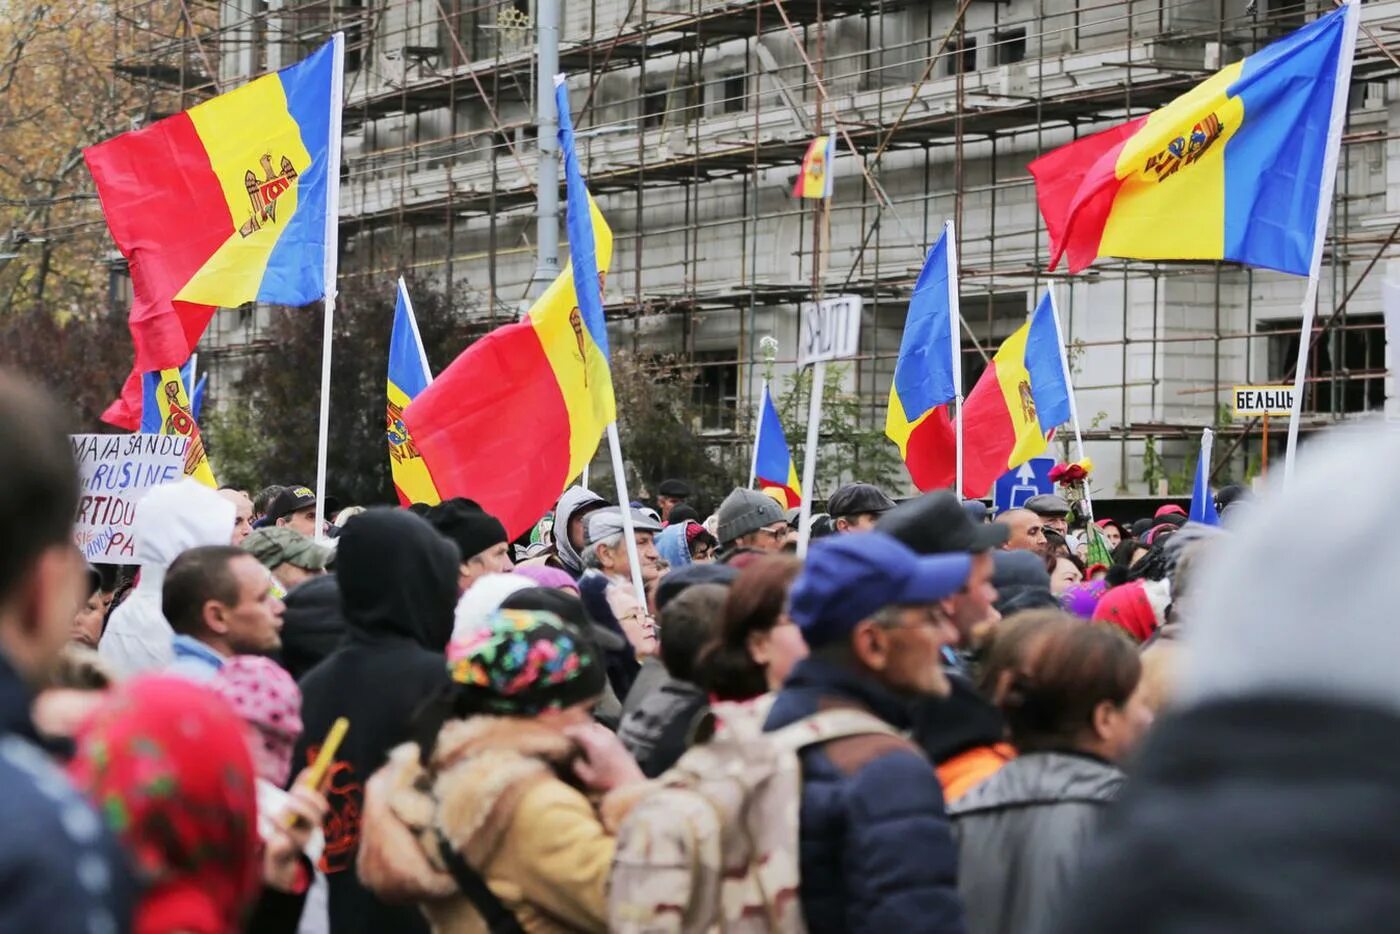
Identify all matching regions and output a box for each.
[0,652,134,932]
[765,657,965,934]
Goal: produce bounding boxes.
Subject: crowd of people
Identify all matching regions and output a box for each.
[2,364,1391,933]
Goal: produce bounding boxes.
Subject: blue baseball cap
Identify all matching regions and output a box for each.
[789,532,972,648]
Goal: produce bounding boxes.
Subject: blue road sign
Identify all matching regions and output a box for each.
[993,457,1056,514]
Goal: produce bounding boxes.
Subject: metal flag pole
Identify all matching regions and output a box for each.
[748,381,767,489]
[312,32,344,541]
[944,219,965,500]
[1047,284,1094,522]
[1284,0,1358,483]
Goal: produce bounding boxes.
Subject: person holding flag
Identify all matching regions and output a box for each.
[386,277,440,507]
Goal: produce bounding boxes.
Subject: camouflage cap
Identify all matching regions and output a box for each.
[242,526,332,572]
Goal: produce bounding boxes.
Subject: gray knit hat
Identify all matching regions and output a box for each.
[716,488,786,546]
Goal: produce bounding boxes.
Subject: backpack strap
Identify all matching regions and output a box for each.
[436,832,525,934]
[767,707,901,753]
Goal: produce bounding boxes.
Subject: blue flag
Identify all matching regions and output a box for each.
[1190,428,1221,526]
[554,76,609,362]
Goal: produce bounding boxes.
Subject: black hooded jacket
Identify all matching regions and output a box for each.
[293,509,460,934]
[278,575,346,680]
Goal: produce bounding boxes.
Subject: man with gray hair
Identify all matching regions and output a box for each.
[581,506,664,584]
[715,488,790,556]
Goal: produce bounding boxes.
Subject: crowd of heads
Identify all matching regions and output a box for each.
[7,362,1394,934]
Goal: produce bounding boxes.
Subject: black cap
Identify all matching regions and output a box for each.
[267,485,317,522]
[655,562,739,611]
[658,479,693,499]
[877,491,1010,555]
[667,503,701,524]
[826,483,897,519]
[425,498,509,561]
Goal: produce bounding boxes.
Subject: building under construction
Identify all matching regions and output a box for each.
[110,0,1400,498]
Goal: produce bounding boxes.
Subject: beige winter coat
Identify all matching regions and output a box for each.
[357,716,620,934]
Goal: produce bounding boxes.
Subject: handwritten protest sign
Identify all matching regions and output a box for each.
[71,433,188,562]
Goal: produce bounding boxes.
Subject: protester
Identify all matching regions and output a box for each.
[619,582,727,777]
[1048,427,1400,934]
[529,486,609,579]
[765,533,972,932]
[512,563,580,593]
[216,487,255,546]
[665,502,701,526]
[100,478,236,677]
[581,506,663,585]
[951,620,1151,934]
[253,484,288,525]
[1059,579,1107,619]
[654,519,717,568]
[162,545,285,681]
[1023,493,1071,536]
[962,500,991,524]
[1214,482,1249,521]
[1049,553,1084,595]
[697,555,805,701]
[0,371,136,929]
[294,508,459,934]
[357,609,645,932]
[278,574,346,680]
[656,478,693,523]
[426,498,513,594]
[71,565,106,649]
[715,488,790,555]
[826,481,897,533]
[1092,578,1169,643]
[995,507,1048,556]
[620,565,731,720]
[267,485,321,538]
[450,572,532,640]
[991,550,1059,617]
[243,526,332,595]
[579,571,656,703]
[1095,518,1124,549]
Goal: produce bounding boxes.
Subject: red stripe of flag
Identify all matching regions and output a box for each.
[903,362,1021,498]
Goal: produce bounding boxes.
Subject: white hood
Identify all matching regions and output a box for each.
[99,479,235,679]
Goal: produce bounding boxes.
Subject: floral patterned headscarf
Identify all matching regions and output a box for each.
[447,608,607,716]
[67,676,259,934]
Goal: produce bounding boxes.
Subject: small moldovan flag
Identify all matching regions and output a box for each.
[753,382,801,508]
[793,135,836,200]
[141,365,216,487]
[901,291,1073,498]
[89,36,344,429]
[387,278,440,507]
[403,76,615,538]
[1190,428,1221,526]
[1030,3,1357,276]
[886,222,961,491]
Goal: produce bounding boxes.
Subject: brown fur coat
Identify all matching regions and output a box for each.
[357,716,618,934]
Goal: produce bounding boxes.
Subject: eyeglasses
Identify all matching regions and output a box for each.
[758,524,789,540]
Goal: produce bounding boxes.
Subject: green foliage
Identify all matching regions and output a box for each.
[1140,434,1193,496]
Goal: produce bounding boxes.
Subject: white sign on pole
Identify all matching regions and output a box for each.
[71,433,189,563]
[798,294,863,367]
[1231,385,1295,417]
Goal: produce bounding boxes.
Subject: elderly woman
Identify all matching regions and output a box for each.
[358,609,645,933]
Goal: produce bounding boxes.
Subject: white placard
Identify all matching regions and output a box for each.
[71,433,190,562]
[798,294,863,367]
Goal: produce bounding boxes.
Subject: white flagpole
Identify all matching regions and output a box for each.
[1047,284,1093,521]
[944,220,965,500]
[606,421,648,609]
[748,380,767,489]
[796,360,825,558]
[398,275,432,379]
[1284,0,1359,483]
[313,32,344,541]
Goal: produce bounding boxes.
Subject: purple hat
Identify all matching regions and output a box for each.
[1059,579,1108,620]
[513,565,580,593]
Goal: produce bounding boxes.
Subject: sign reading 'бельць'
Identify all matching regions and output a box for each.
[1231,385,1295,417]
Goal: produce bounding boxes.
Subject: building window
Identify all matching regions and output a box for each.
[691,350,739,432]
[722,72,747,113]
[945,37,977,76]
[642,83,669,128]
[1261,314,1385,416]
[993,29,1026,65]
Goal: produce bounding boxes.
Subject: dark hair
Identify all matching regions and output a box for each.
[667,504,701,525]
[1048,552,1086,577]
[657,583,726,683]
[1042,529,1070,558]
[699,555,801,701]
[162,546,247,637]
[687,527,718,559]
[0,371,78,601]
[974,610,1079,701]
[1001,619,1141,753]
[252,485,286,518]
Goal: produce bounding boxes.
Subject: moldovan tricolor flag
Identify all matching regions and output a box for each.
[88,36,343,429]
[903,292,1072,498]
[1030,3,1356,275]
[140,365,217,487]
[403,77,615,538]
[753,382,801,508]
[886,223,962,491]
[387,278,440,507]
[793,135,836,199]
